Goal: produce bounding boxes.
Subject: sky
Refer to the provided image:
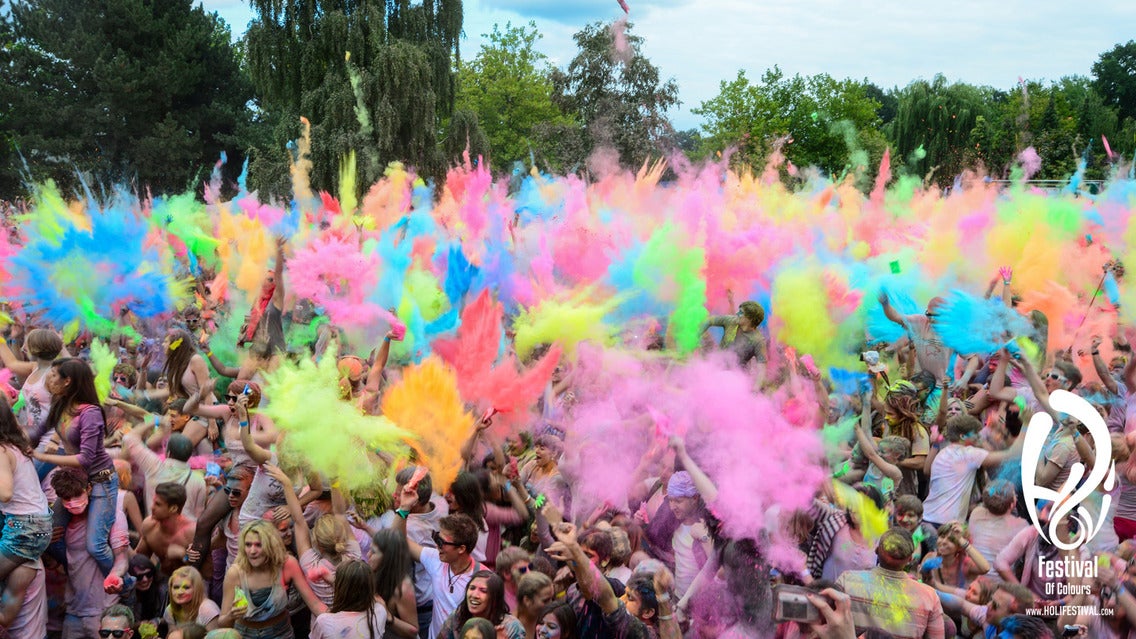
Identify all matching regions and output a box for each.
[199,0,1136,130]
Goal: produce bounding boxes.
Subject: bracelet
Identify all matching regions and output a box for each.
[154,416,161,428]
[1003,280,1011,286]
[658,614,673,621]
[1092,351,1100,356]
[395,509,409,519]
[206,351,213,357]
[656,592,671,602]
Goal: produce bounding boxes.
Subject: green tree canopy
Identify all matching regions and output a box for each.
[886,75,996,183]
[454,22,571,172]
[1,0,253,197]
[1093,41,1136,122]
[694,67,885,181]
[244,0,463,197]
[540,21,679,172]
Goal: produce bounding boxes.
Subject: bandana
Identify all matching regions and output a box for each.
[666,471,698,498]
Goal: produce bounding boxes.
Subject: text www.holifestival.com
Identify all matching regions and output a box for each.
[1026,606,1113,617]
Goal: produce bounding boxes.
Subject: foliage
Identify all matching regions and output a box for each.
[454,22,572,171]
[1093,41,1136,122]
[244,0,464,198]
[1,0,254,198]
[543,21,680,172]
[694,67,885,184]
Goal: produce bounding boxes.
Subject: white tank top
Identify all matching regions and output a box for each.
[17,369,52,444]
[0,445,49,516]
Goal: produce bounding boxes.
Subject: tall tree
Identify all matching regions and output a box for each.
[887,76,995,184]
[454,22,572,171]
[695,67,884,182]
[1,0,254,197]
[244,0,463,196]
[540,21,679,172]
[1093,41,1136,122]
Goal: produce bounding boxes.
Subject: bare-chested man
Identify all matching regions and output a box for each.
[135,482,195,574]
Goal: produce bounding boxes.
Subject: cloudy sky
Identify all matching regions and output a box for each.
[200,0,1135,130]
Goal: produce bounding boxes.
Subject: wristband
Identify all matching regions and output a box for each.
[1092,350,1101,355]
[658,615,673,621]
[656,592,671,602]
[154,416,161,428]
[206,351,213,357]
[395,509,409,519]
[1003,280,1011,286]
[239,421,249,428]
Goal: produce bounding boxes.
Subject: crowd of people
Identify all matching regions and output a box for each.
[1,157,1134,639]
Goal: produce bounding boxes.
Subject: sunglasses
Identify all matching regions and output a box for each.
[224,486,243,497]
[431,531,461,548]
[226,395,239,402]
[132,571,154,580]
[516,564,531,574]
[99,631,128,638]
[1047,372,1067,382]
[113,375,129,384]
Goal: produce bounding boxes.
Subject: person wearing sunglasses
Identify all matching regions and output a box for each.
[182,380,278,571]
[394,480,484,639]
[98,604,136,639]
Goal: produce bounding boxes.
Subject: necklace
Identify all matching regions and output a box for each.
[447,559,473,593]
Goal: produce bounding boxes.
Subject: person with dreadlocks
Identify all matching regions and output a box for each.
[878,379,931,498]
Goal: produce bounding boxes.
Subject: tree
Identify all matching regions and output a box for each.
[1,0,254,198]
[694,67,884,182]
[244,0,463,197]
[541,21,680,172]
[1092,41,1136,122]
[886,76,996,184]
[454,22,571,171]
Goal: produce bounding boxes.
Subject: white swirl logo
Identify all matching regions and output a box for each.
[1020,390,1116,550]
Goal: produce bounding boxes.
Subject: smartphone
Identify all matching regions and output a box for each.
[772,584,820,623]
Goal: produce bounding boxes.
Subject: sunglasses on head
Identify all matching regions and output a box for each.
[224,486,243,497]
[99,631,128,639]
[431,531,461,548]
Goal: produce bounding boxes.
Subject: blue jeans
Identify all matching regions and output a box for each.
[50,473,118,576]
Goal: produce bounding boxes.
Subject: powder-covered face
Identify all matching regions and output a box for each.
[537,614,562,639]
[171,577,194,605]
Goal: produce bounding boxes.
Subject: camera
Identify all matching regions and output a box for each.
[773,584,821,623]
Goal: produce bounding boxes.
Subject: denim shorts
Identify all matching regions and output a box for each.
[0,512,52,561]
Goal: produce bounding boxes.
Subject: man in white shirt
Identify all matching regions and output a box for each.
[393,479,481,639]
[922,415,1023,528]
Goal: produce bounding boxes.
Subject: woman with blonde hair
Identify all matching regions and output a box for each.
[219,520,326,638]
[165,566,222,629]
[269,464,360,609]
[515,571,554,638]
